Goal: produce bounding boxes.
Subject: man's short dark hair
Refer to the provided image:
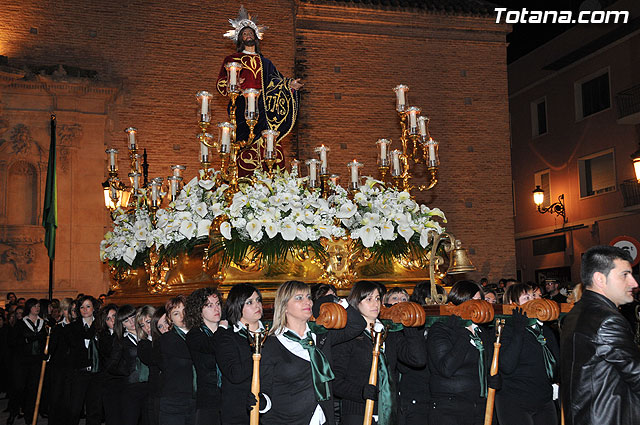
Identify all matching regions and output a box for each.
[581,245,633,288]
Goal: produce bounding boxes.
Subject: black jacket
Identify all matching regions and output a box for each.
[138,338,162,395]
[260,305,366,425]
[426,319,493,401]
[67,319,99,371]
[107,334,145,384]
[212,327,253,424]
[497,320,558,405]
[12,317,47,360]
[560,290,640,425]
[158,327,195,399]
[186,326,221,410]
[333,325,426,417]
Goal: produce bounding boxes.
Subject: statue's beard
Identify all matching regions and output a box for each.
[243,39,256,47]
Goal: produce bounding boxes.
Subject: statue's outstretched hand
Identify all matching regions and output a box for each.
[290,78,304,90]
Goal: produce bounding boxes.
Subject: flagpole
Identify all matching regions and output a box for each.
[44,113,57,301]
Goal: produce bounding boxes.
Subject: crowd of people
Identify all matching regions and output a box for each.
[0,246,638,425]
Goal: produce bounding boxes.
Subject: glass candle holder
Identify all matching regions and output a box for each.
[314,145,330,175]
[406,107,421,136]
[262,129,279,159]
[167,176,183,201]
[391,149,402,177]
[290,159,300,176]
[347,160,363,190]
[106,148,119,173]
[218,122,234,154]
[306,159,320,188]
[125,127,137,151]
[424,138,440,167]
[417,116,430,139]
[196,91,213,123]
[225,62,242,93]
[150,178,163,208]
[243,88,260,121]
[376,139,391,167]
[132,153,143,173]
[128,172,141,192]
[393,84,409,112]
[171,165,186,178]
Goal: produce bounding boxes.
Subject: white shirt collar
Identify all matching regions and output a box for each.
[242,49,257,55]
[234,320,265,333]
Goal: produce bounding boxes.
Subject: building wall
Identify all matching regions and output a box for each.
[0,0,514,298]
[509,0,640,284]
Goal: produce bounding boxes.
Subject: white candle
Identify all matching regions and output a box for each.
[229,67,237,86]
[133,175,139,190]
[320,150,327,173]
[127,130,136,150]
[152,185,158,202]
[392,151,401,175]
[248,95,256,113]
[266,135,274,152]
[350,161,359,183]
[221,128,231,150]
[409,112,417,129]
[380,142,387,158]
[309,161,317,181]
[200,142,209,162]
[418,117,427,136]
[396,90,405,106]
[201,97,209,116]
[109,151,116,169]
[170,180,177,198]
[428,141,436,162]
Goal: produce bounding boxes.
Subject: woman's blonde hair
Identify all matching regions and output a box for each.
[136,305,156,340]
[270,280,309,335]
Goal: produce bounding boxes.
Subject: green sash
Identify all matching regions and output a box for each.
[469,330,487,398]
[283,330,335,402]
[526,323,556,381]
[364,329,397,425]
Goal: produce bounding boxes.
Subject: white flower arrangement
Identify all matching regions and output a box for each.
[219,169,344,243]
[337,178,447,248]
[100,207,153,266]
[101,169,447,267]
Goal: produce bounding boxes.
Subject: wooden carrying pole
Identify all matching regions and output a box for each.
[249,352,261,425]
[32,328,51,425]
[363,328,384,425]
[484,319,505,425]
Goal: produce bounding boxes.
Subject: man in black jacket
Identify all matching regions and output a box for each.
[561,245,640,425]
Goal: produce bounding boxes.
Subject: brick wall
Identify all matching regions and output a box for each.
[0,0,515,294]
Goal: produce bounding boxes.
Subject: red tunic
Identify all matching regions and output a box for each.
[216,52,263,94]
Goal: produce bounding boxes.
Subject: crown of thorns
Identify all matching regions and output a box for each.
[224,5,267,42]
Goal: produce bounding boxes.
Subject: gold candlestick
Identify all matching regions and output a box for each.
[378,166,389,184]
[320,174,331,199]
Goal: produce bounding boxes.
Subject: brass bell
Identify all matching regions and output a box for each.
[447,240,476,274]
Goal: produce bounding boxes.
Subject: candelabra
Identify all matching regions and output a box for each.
[387,84,440,193]
[103,126,186,220]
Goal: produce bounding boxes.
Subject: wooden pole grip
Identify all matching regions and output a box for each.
[363,350,380,425]
[483,342,501,425]
[32,332,51,425]
[249,353,261,425]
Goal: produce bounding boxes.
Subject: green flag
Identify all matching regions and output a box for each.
[43,114,57,260]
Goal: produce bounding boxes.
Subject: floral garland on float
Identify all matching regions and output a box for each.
[101,82,475,299]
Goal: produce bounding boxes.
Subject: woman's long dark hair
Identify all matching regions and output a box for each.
[96,303,118,333]
[225,283,261,326]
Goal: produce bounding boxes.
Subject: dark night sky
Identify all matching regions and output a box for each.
[492,0,620,63]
